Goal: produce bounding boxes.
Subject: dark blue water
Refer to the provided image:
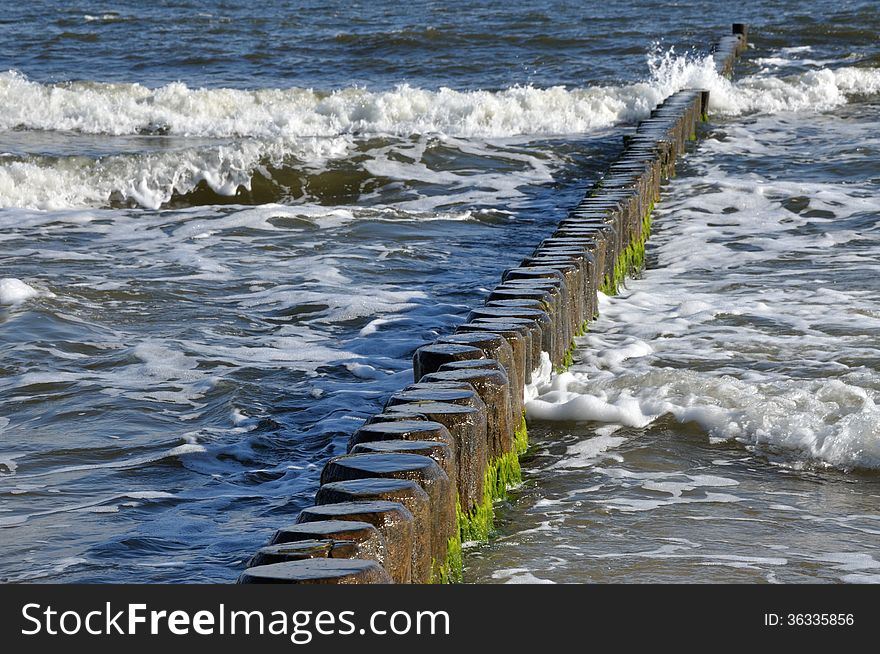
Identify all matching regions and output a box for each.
[5,1,879,90]
[1,1,878,582]
[0,1,738,89]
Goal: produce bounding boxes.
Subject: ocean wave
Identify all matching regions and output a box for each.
[0,128,555,210]
[3,51,880,211]
[3,53,879,141]
[0,70,666,139]
[710,66,880,115]
[527,364,880,472]
[0,137,349,210]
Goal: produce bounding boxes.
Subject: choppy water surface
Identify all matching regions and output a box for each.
[466,60,880,584]
[2,1,879,582]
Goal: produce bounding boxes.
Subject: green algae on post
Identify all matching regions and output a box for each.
[432,532,463,584]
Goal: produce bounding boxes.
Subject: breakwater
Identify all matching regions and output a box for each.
[237,25,748,585]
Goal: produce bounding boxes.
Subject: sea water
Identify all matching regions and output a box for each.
[1,1,878,582]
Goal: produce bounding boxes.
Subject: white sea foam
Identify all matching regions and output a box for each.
[0,278,42,304]
[83,13,125,23]
[710,66,880,115]
[124,490,176,500]
[345,362,389,379]
[491,568,556,584]
[0,452,22,474]
[527,293,880,471]
[0,134,549,210]
[0,67,680,139]
[3,52,877,140]
[3,51,879,210]
[0,137,350,210]
[525,111,880,472]
[548,435,628,469]
[595,550,789,566]
[524,351,554,402]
